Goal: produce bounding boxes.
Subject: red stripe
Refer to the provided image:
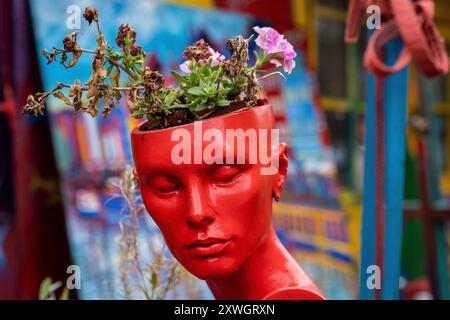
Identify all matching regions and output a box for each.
[374,75,385,300]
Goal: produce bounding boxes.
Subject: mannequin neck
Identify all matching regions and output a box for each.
[205,227,317,300]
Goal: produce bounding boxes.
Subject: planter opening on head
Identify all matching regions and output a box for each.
[137,99,268,132]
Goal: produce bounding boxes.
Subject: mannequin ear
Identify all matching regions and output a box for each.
[133,168,141,186]
[272,143,288,201]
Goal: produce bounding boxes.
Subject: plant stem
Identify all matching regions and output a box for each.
[94,19,102,36]
[55,82,144,92]
[105,56,138,81]
[53,47,138,81]
[258,71,286,80]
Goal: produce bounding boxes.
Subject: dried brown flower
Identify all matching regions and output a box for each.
[41,49,56,64]
[83,7,98,25]
[183,39,212,61]
[63,32,79,51]
[166,109,188,126]
[223,36,249,77]
[130,44,143,57]
[115,23,137,50]
[22,94,45,116]
[102,94,116,118]
[243,71,260,104]
[68,82,84,112]
[143,67,164,91]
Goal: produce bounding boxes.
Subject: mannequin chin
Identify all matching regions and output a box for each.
[131,104,324,300]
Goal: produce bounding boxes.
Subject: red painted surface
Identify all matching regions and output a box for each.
[131,103,324,300]
[346,0,449,78]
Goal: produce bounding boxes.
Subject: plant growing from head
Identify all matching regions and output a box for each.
[23,7,297,130]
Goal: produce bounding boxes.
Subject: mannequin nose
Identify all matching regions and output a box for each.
[185,180,214,228]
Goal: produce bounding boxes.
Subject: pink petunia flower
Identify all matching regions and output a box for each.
[179,47,225,74]
[209,48,225,67]
[253,26,297,74]
[179,60,192,74]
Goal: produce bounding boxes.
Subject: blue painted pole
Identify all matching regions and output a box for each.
[359,35,408,300]
[382,38,409,300]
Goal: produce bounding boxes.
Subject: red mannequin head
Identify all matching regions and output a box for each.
[131,103,286,278]
[131,103,323,299]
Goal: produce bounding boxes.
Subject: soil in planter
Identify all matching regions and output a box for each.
[139,99,266,132]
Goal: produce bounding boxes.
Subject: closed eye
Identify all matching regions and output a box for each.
[211,165,242,184]
[147,175,180,193]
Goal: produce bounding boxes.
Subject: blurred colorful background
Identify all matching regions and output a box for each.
[0,0,449,300]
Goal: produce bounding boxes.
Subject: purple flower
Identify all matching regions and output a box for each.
[253,26,297,74]
[209,48,225,67]
[179,47,225,74]
[179,60,192,74]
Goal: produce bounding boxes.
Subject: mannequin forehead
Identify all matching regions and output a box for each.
[134,124,276,171]
[132,104,277,175]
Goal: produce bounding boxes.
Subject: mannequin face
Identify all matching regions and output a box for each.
[132,105,287,279]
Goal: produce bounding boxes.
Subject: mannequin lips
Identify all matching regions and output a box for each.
[186,238,232,257]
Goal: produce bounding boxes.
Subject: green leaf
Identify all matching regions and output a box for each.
[59,287,69,300]
[109,68,120,87]
[131,111,145,118]
[187,86,203,96]
[169,103,188,109]
[193,103,208,112]
[164,92,176,106]
[151,272,158,289]
[39,277,53,300]
[110,52,120,60]
[171,71,188,83]
[106,64,114,76]
[126,79,143,87]
[124,34,133,52]
[216,99,231,107]
[132,64,142,75]
[189,72,199,85]
[218,87,232,95]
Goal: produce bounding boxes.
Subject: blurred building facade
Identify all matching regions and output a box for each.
[0,0,449,299]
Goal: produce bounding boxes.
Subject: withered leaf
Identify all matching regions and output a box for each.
[125,88,138,112]
[85,96,99,117]
[60,52,67,65]
[72,98,83,112]
[65,50,82,68]
[68,84,80,97]
[69,83,83,112]
[92,57,106,76]
[87,82,98,99]
[53,91,71,106]
[42,49,56,64]
[102,96,116,118]
[97,64,107,80]
[109,68,120,87]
